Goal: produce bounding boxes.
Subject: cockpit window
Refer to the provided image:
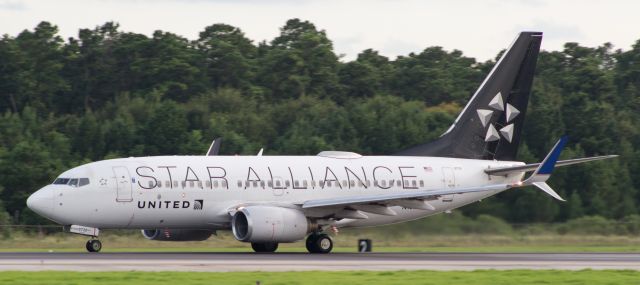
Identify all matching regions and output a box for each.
[53,178,70,185]
[52,177,90,187]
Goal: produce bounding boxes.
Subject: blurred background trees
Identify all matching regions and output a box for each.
[0,20,638,225]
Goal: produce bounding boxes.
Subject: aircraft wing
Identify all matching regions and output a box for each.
[301,183,512,217]
[484,155,618,176]
[303,184,511,209]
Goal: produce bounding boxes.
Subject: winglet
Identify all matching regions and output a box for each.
[522,136,568,201]
[525,136,568,182]
[206,137,222,156]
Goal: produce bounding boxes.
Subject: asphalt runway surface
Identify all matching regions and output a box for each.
[0,252,639,271]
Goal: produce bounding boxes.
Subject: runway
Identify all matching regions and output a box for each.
[0,252,639,271]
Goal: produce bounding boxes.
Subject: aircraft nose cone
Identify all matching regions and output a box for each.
[26,187,54,217]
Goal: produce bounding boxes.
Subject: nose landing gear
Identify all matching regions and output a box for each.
[86,239,102,253]
[64,225,102,253]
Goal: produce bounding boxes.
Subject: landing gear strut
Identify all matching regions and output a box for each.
[86,239,102,253]
[306,233,333,254]
[251,242,279,253]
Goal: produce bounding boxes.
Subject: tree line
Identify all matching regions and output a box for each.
[0,19,639,226]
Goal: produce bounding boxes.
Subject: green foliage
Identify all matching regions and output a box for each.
[0,19,637,225]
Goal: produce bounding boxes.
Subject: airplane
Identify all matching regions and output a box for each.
[26,31,617,254]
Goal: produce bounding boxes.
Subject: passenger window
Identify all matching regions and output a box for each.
[396,180,401,186]
[206,181,212,188]
[181,181,186,188]
[173,181,178,188]
[222,181,227,188]
[148,181,154,188]
[275,181,281,187]
[198,181,203,189]
[157,181,162,188]
[412,180,417,187]
[351,181,356,187]
[420,180,424,187]
[319,181,325,187]
[237,181,242,187]
[294,180,299,187]
[342,180,347,187]
[311,181,316,187]
[78,178,90,187]
[253,181,258,188]
[285,181,290,187]
[260,181,265,188]
[268,181,273,187]
[189,181,195,188]
[303,181,308,187]
[166,181,171,188]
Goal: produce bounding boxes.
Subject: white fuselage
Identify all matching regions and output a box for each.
[30,154,524,232]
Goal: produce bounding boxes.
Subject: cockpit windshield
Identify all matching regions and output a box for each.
[53,177,90,187]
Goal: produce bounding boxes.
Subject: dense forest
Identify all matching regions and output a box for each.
[0,19,639,226]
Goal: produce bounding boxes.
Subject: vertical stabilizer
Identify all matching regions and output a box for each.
[395,32,542,160]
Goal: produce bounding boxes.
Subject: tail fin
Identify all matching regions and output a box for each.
[395,32,543,160]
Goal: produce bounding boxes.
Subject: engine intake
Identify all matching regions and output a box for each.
[141,229,213,241]
[232,206,313,243]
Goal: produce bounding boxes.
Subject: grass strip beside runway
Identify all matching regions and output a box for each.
[0,270,639,285]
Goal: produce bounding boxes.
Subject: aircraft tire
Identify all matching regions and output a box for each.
[86,239,102,253]
[251,242,278,253]
[306,233,332,254]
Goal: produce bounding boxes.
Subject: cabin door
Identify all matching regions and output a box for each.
[441,167,456,202]
[113,166,133,202]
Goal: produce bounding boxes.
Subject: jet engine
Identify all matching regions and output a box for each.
[231,206,315,243]
[141,229,213,241]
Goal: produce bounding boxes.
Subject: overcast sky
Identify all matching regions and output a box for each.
[1,0,639,61]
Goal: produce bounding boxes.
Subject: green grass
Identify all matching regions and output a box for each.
[0,270,639,285]
[2,230,640,253]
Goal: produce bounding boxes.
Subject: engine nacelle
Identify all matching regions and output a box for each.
[141,229,213,241]
[232,206,313,243]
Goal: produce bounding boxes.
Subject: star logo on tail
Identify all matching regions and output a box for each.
[476,92,520,143]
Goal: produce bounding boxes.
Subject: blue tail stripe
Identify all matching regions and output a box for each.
[538,136,568,175]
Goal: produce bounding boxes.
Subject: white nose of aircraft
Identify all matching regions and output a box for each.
[26,186,55,218]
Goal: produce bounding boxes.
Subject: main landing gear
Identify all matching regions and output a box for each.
[306,233,333,254]
[251,242,279,253]
[86,239,102,253]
